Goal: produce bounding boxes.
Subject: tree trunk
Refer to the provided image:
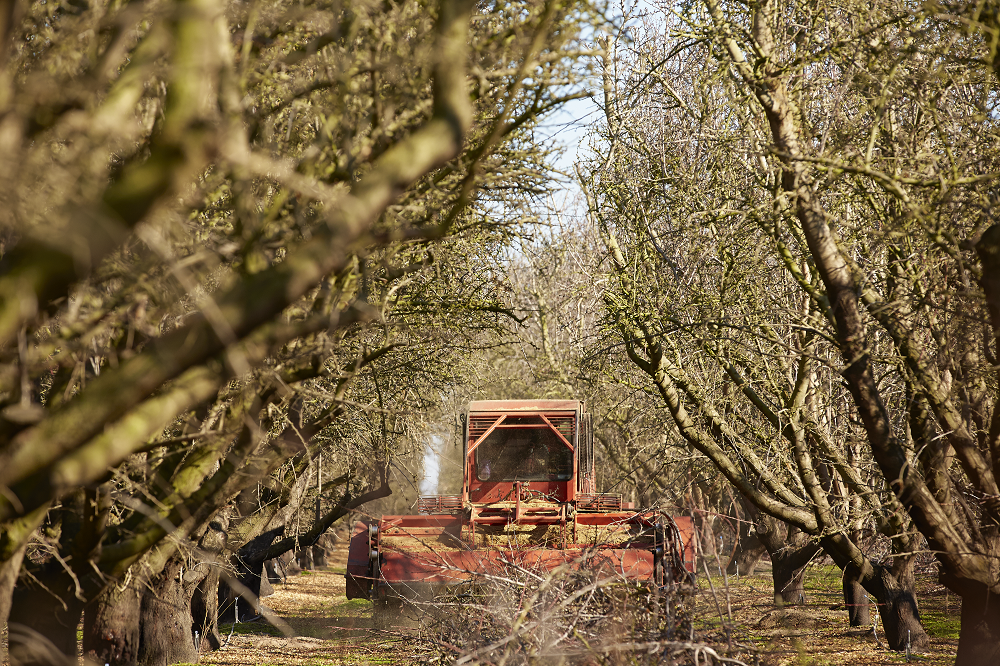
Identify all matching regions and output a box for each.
[842,564,870,627]
[260,565,275,598]
[219,560,267,622]
[83,581,142,666]
[726,527,767,577]
[770,542,819,606]
[280,551,300,576]
[221,527,279,621]
[819,533,930,651]
[891,548,918,607]
[0,540,30,663]
[192,569,222,652]
[265,558,285,584]
[953,580,1000,666]
[312,542,328,567]
[869,563,928,652]
[190,509,227,653]
[137,557,197,666]
[296,546,314,571]
[9,572,84,664]
[753,516,819,606]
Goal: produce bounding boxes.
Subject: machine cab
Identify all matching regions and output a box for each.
[462,400,595,505]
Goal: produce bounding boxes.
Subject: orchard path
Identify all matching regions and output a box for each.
[199,531,417,666]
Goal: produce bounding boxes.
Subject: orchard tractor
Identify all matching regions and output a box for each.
[346,400,696,618]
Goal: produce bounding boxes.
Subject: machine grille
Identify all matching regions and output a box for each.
[468,414,576,444]
[417,494,463,514]
[576,493,623,512]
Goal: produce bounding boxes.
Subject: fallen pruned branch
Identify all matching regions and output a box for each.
[538,640,752,665]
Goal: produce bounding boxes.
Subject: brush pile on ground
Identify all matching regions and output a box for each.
[381,560,750,665]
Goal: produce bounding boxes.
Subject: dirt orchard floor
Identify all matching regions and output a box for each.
[198,533,419,666]
[196,537,960,666]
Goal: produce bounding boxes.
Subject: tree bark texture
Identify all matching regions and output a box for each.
[9,572,85,663]
[189,509,227,652]
[83,582,142,666]
[954,581,1000,666]
[943,528,1000,666]
[870,564,928,652]
[192,569,223,652]
[754,517,818,605]
[817,534,929,651]
[726,523,767,577]
[769,541,819,606]
[842,564,871,627]
[137,557,198,666]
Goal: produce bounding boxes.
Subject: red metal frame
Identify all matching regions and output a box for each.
[378,548,658,586]
[466,415,505,457]
[347,509,697,593]
[539,414,573,449]
[464,406,579,506]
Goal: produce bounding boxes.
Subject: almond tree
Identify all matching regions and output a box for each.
[582,10,931,650]
[0,0,601,661]
[692,2,1000,662]
[585,1,1000,661]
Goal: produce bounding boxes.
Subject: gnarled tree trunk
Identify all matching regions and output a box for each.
[842,564,870,627]
[938,526,1000,665]
[83,581,142,666]
[821,534,929,652]
[726,530,766,577]
[137,556,198,666]
[869,563,928,652]
[952,578,1000,666]
[221,527,280,621]
[190,510,228,652]
[726,500,768,577]
[755,516,819,605]
[769,540,819,606]
[9,570,84,664]
[192,570,223,652]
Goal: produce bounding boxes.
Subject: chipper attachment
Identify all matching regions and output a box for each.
[346,400,696,604]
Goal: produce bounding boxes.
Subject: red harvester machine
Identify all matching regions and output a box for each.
[346,400,696,606]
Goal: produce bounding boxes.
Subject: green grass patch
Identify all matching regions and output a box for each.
[802,565,843,596]
[218,621,284,637]
[921,610,961,640]
[331,598,372,617]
